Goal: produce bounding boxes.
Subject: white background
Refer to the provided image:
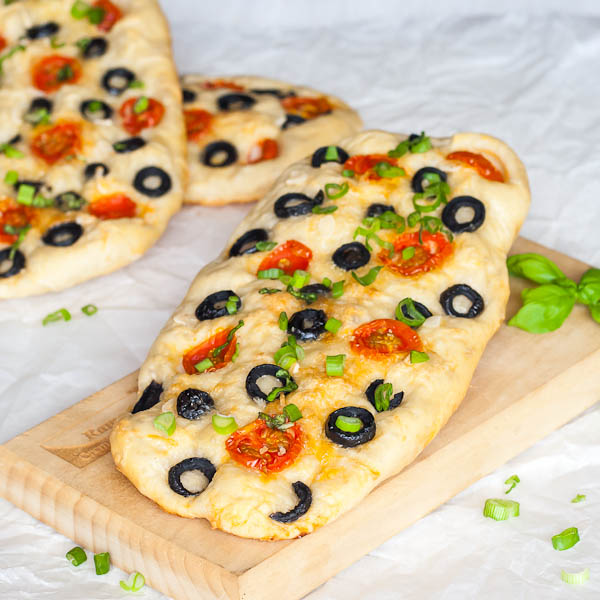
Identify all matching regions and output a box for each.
[1,1,599,598]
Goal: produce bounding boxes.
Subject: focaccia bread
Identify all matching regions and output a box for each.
[0,0,186,298]
[111,130,530,540]
[180,74,362,205]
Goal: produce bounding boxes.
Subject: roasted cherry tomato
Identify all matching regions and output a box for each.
[89,193,136,220]
[0,36,7,53]
[182,327,238,375]
[203,78,244,91]
[343,154,397,180]
[226,418,303,474]
[184,108,212,141]
[379,231,453,277]
[0,199,31,244]
[258,239,312,276]
[119,97,165,135]
[281,96,332,119]
[30,122,81,165]
[247,138,279,164]
[93,0,123,32]
[446,151,504,182]
[31,55,82,92]
[351,318,423,359]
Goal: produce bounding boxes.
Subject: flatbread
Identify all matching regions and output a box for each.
[111,130,530,540]
[181,74,362,205]
[0,0,186,298]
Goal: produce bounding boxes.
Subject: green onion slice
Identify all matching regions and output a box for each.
[402,246,415,260]
[374,382,393,412]
[278,311,288,331]
[561,568,589,585]
[352,266,382,287]
[71,0,91,18]
[209,319,244,359]
[17,184,35,206]
[374,162,406,178]
[259,287,281,295]
[283,403,302,422]
[128,80,144,89]
[395,298,426,328]
[325,317,342,334]
[1,144,24,159]
[335,415,362,433]
[87,6,106,24]
[195,358,213,373]
[258,268,285,280]
[93,552,111,575]
[153,411,176,437]
[483,498,520,521]
[312,205,338,214]
[291,269,310,289]
[75,37,91,51]
[341,169,354,177]
[66,546,87,566]
[212,414,238,435]
[266,368,298,402]
[4,170,18,185]
[255,240,277,252]
[410,350,429,364]
[504,474,520,494]
[81,304,98,316]
[42,308,71,326]
[322,277,332,288]
[326,354,345,377]
[226,296,238,315]
[551,527,580,551]
[571,494,586,503]
[331,280,345,298]
[133,96,149,114]
[410,133,433,153]
[120,571,146,592]
[324,182,349,200]
[324,145,340,161]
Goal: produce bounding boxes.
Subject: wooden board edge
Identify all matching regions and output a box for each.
[237,348,600,600]
[0,448,241,600]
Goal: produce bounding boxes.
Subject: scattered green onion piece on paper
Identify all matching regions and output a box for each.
[194,358,213,373]
[4,170,18,185]
[483,498,520,521]
[504,474,520,494]
[324,182,349,200]
[335,415,362,433]
[410,350,429,364]
[283,403,302,422]
[81,304,98,316]
[225,296,238,315]
[561,568,589,585]
[66,546,87,566]
[571,494,586,503]
[120,571,146,592]
[551,527,580,551]
[326,354,345,377]
[325,317,342,334]
[153,411,176,437]
[255,240,277,252]
[324,145,339,161]
[212,414,237,435]
[42,308,71,326]
[352,266,382,287]
[278,311,288,331]
[93,552,111,575]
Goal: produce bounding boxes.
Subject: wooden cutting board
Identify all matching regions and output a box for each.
[1,237,599,600]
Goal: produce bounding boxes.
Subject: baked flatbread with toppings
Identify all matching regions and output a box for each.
[111,130,530,540]
[0,0,186,298]
[180,74,362,205]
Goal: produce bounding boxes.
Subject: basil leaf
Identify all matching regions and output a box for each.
[508,284,576,333]
[507,253,569,285]
[589,304,600,325]
[577,268,600,306]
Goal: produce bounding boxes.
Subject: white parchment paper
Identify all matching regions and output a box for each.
[1,1,599,598]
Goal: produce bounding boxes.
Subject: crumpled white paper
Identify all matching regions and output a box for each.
[1,1,599,598]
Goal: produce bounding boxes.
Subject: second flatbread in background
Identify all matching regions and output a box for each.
[181,75,362,206]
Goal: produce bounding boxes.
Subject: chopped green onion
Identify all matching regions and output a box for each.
[8,224,30,260]
[290,269,310,289]
[87,6,106,24]
[395,298,426,328]
[324,182,349,200]
[312,204,338,214]
[561,568,589,585]
[373,162,406,178]
[410,350,429,364]
[287,285,317,303]
[504,474,520,494]
[31,194,55,208]
[255,240,277,252]
[0,44,25,75]
[258,268,284,280]
[1,144,24,159]
[279,273,292,285]
[325,317,342,334]
[326,354,345,377]
[93,552,111,575]
[120,571,146,592]
[24,107,50,125]
[324,145,339,161]
[42,308,71,326]
[411,134,432,153]
[266,368,298,402]
[387,140,410,158]
[4,170,18,185]
[551,527,580,551]
[571,494,586,503]
[128,80,145,89]
[153,411,176,436]
[195,358,213,373]
[88,100,102,112]
[278,311,288,331]
[331,280,345,298]
[351,266,382,287]
[57,64,74,82]
[341,169,354,177]
[259,287,281,295]
[226,295,239,315]
[402,246,415,260]
[374,382,393,412]
[335,415,362,433]
[209,320,244,360]
[17,184,35,206]
[50,37,65,49]
[75,37,91,52]
[66,546,87,566]
[134,96,149,114]
[231,342,240,362]
[81,304,98,316]
[322,277,332,288]
[483,498,520,521]
[212,414,238,435]
[407,211,421,228]
[283,403,302,422]
[71,0,90,18]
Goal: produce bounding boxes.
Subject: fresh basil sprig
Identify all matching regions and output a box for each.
[507,253,600,332]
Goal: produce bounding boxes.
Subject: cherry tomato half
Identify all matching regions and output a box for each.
[119,97,165,135]
[379,231,453,277]
[31,55,82,92]
[184,108,212,141]
[89,194,136,220]
[343,154,396,180]
[446,151,504,182]
[351,318,423,359]
[0,36,7,53]
[258,239,312,276]
[226,419,303,474]
[281,96,332,119]
[203,79,244,91]
[93,0,123,32]
[247,138,279,164]
[0,199,31,244]
[30,122,81,165]
[182,327,238,375]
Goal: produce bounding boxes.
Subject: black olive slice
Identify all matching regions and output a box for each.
[332,242,370,271]
[229,228,268,256]
[399,299,432,326]
[245,364,295,402]
[182,88,197,103]
[26,22,59,39]
[54,191,86,212]
[84,162,110,180]
[195,290,241,321]
[325,407,376,448]
[133,166,172,198]
[441,196,486,233]
[42,222,83,247]
[365,379,404,412]
[299,283,330,298]
[311,146,349,168]
[217,93,256,111]
[13,180,45,194]
[113,137,146,153]
[281,114,306,130]
[250,88,294,99]
[287,309,327,342]
[202,141,238,167]
[131,380,163,413]
[274,190,324,218]
[0,248,25,279]
[177,388,215,420]
[168,457,216,497]
[8,134,21,145]
[411,167,448,193]
[366,203,396,218]
[82,37,108,59]
[24,98,53,124]
[440,284,484,318]
[80,99,113,122]
[102,67,136,96]
[270,482,312,523]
